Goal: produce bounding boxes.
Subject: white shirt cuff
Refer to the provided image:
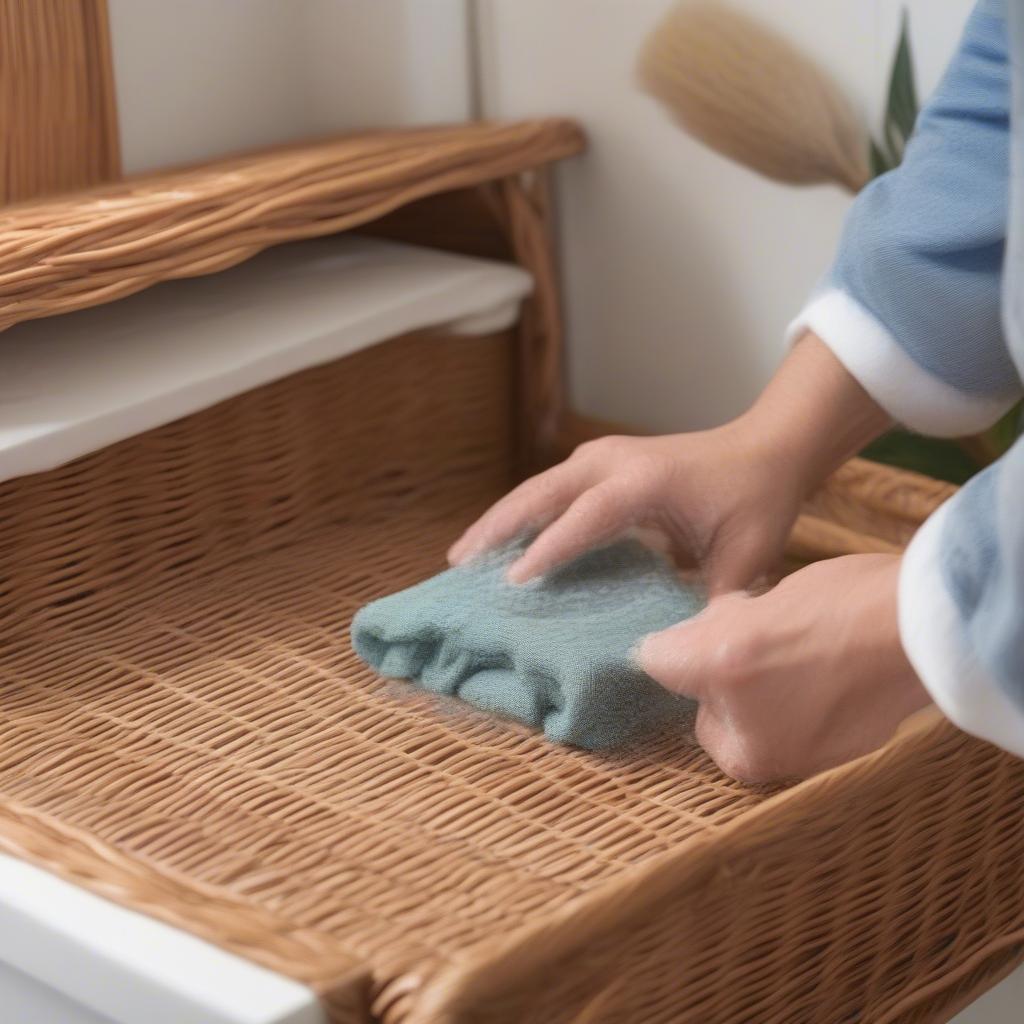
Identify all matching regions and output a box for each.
[786,289,1017,437]
[898,499,1024,757]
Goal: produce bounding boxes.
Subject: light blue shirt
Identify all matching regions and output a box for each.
[791,0,1024,754]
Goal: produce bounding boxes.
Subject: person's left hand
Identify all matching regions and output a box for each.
[636,553,932,784]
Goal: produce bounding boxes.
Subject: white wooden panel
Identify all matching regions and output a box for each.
[0,236,530,484]
[0,855,325,1024]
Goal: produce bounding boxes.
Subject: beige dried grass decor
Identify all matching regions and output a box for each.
[637,0,869,192]
[0,0,121,203]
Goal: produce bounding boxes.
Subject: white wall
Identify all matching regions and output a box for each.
[107,0,309,173]
[475,0,975,431]
[108,0,975,430]
[299,0,471,133]
[107,0,470,174]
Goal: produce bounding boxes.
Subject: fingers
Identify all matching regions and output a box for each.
[694,711,781,785]
[639,607,782,783]
[636,617,709,703]
[703,525,779,598]
[448,460,592,566]
[635,592,750,702]
[504,481,635,583]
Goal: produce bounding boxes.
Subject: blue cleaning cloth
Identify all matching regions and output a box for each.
[350,538,705,749]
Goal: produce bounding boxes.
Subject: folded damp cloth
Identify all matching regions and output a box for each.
[351,537,705,750]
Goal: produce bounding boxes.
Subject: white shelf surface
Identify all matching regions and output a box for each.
[0,235,532,484]
[0,854,325,1024]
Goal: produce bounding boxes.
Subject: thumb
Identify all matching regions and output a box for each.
[636,591,751,701]
[635,616,710,702]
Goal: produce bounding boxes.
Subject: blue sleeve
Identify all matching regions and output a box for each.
[788,0,1023,436]
[900,438,1024,756]
[898,0,1024,758]
[789,0,1024,756]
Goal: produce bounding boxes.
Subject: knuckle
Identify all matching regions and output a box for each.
[717,750,772,786]
[573,434,632,461]
[706,633,754,691]
[627,450,673,490]
[522,471,563,507]
[571,491,620,532]
[509,471,570,520]
[699,597,763,678]
[708,733,774,785]
[571,438,603,460]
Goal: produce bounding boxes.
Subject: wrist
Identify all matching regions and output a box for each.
[734,331,892,494]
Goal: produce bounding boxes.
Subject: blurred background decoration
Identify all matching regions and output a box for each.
[637,0,870,193]
[639,1,1022,484]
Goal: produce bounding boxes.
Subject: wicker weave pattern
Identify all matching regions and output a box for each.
[0,328,516,639]
[0,119,583,333]
[0,331,769,1019]
[411,711,1024,1024]
[0,0,120,204]
[0,330,1021,1022]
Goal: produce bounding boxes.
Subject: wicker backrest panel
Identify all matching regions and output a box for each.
[0,330,1021,1022]
[0,119,583,333]
[0,0,121,203]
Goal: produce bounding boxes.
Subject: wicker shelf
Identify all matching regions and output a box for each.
[0,235,530,483]
[1,325,1022,1024]
[0,119,583,335]
[1,109,1022,1024]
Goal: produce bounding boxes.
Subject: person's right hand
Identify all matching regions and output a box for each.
[448,334,893,593]
[448,425,803,595]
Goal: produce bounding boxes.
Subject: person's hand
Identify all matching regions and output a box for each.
[449,424,803,594]
[449,334,892,593]
[637,553,932,783]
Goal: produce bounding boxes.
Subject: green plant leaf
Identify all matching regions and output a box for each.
[869,138,895,178]
[860,429,981,484]
[882,10,919,163]
[986,399,1024,455]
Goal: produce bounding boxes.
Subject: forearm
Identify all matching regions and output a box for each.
[731,330,892,495]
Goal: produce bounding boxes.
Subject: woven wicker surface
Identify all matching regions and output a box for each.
[0,0,120,204]
[0,328,764,1015]
[0,330,1022,1022]
[423,709,1024,1024]
[0,118,583,334]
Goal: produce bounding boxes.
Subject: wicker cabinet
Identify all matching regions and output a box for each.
[0,117,1020,1024]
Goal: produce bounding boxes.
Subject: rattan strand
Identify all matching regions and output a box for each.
[0,331,1020,1022]
[0,0,120,203]
[0,119,583,333]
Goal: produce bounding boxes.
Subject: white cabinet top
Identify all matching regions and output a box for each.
[0,235,532,484]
